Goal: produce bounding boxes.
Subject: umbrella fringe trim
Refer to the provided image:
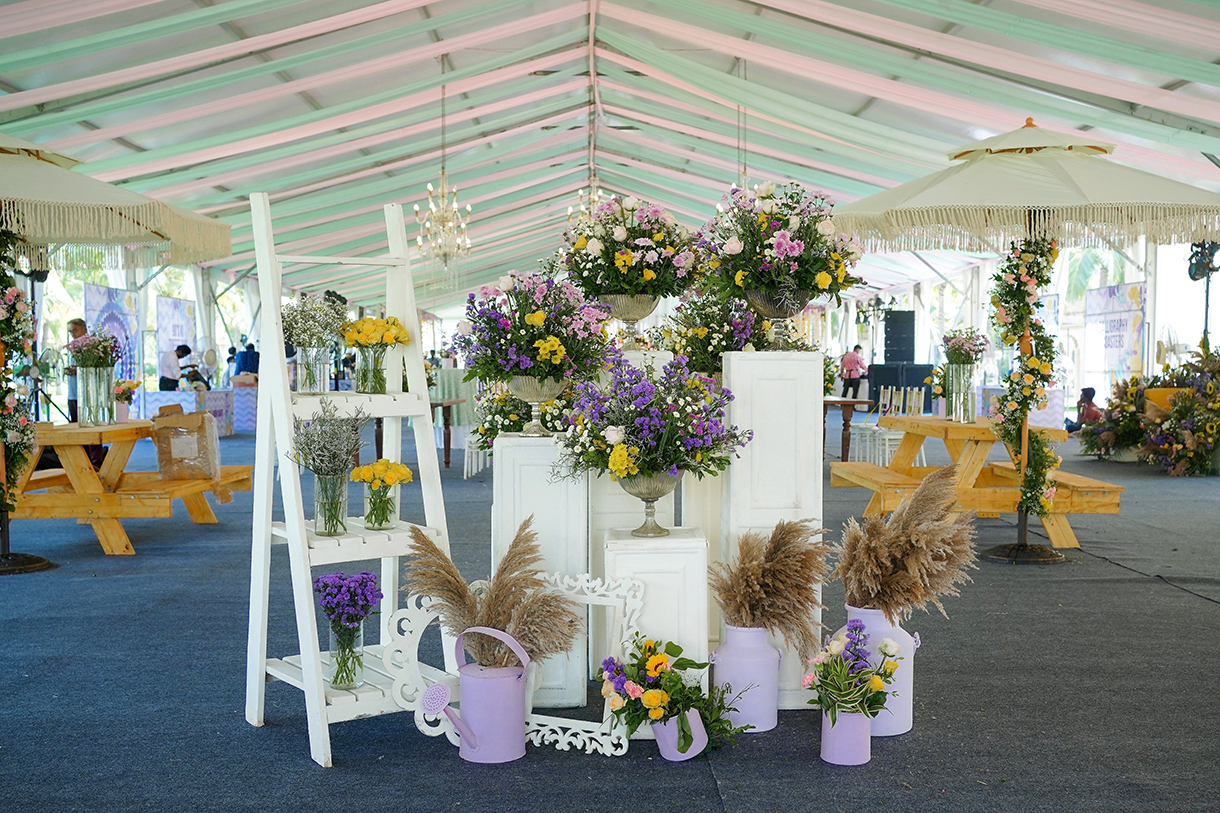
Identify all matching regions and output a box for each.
[0,198,230,265]
[838,204,1220,252]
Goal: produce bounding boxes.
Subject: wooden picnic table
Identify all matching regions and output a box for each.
[829,415,1122,549]
[823,396,873,461]
[11,421,252,555]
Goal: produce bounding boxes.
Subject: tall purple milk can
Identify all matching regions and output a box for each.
[450,627,532,763]
[711,625,781,732]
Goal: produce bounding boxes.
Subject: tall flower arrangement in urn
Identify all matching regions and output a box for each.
[554,355,751,536]
[557,196,695,348]
[452,270,610,435]
[989,237,1061,516]
[648,288,766,377]
[698,182,864,347]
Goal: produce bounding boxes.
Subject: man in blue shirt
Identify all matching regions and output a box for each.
[235,342,260,375]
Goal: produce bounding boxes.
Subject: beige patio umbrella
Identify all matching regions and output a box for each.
[0,133,230,266]
[836,119,1220,562]
[837,119,1220,252]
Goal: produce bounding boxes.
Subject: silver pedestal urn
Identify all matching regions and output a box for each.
[618,470,684,537]
[507,375,567,437]
[601,294,660,351]
[743,288,811,350]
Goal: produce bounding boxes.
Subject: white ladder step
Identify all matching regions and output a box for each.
[271,520,441,567]
[291,392,430,420]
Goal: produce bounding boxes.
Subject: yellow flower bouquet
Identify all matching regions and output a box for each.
[344,316,411,394]
[350,458,413,530]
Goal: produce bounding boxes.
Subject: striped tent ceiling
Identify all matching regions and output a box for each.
[4,0,1220,308]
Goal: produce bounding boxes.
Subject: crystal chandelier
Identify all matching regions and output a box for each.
[414,59,470,286]
[567,175,604,225]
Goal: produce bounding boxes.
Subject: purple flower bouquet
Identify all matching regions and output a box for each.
[451,270,611,385]
[314,571,383,689]
[65,329,121,368]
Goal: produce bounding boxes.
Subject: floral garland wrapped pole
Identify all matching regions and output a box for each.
[985,237,1064,563]
[0,229,47,575]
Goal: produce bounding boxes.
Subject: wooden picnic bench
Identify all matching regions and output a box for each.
[829,415,1123,549]
[11,421,252,555]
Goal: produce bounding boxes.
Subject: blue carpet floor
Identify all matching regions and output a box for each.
[2,417,1218,812]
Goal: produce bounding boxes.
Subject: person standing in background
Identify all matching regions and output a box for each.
[840,344,867,398]
[64,318,87,423]
[235,342,260,375]
[159,344,193,391]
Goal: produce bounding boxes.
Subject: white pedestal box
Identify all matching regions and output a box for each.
[588,473,674,676]
[721,350,824,709]
[491,435,589,708]
[603,526,709,740]
[678,473,723,649]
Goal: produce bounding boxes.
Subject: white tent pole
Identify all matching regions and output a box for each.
[1144,239,1158,378]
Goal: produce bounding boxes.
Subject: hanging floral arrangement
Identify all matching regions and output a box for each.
[988,237,1062,516]
[0,231,37,511]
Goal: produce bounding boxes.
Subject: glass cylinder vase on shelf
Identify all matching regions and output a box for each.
[328,620,364,689]
[946,364,976,424]
[295,346,331,394]
[351,458,413,531]
[554,195,696,351]
[314,572,382,692]
[78,366,116,427]
[313,473,349,537]
[698,181,864,350]
[344,316,412,395]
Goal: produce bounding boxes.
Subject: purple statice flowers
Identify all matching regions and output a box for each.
[842,619,872,681]
[314,571,383,630]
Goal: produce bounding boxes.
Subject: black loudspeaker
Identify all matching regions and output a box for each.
[867,362,936,412]
[884,310,915,363]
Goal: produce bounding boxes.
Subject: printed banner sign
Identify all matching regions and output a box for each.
[156,295,196,357]
[1084,282,1145,387]
[84,284,139,381]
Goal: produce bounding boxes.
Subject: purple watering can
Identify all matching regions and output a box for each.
[419,626,531,763]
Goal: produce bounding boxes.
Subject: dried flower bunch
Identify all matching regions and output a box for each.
[833,465,977,624]
[290,399,368,477]
[280,293,348,348]
[404,517,582,668]
[709,519,831,659]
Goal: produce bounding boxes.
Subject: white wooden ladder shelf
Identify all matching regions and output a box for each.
[244,193,452,768]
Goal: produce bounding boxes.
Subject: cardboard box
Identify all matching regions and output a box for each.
[152,405,231,502]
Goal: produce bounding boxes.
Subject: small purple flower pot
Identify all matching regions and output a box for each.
[820,711,870,766]
[653,708,708,761]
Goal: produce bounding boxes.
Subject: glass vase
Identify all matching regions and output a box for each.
[355,346,388,394]
[364,483,397,530]
[946,363,977,424]
[313,473,349,537]
[296,346,331,394]
[78,365,116,427]
[328,620,364,689]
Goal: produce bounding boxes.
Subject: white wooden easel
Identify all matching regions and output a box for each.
[244,193,452,767]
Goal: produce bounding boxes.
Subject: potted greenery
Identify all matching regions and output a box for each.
[601,636,748,761]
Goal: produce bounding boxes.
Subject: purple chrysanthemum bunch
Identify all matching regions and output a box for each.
[313,571,383,630]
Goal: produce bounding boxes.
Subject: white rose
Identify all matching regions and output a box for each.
[877,638,901,657]
[622,196,640,210]
[828,639,845,656]
[816,219,836,237]
[593,225,605,237]
[585,238,603,254]
[742,343,756,352]
[788,216,800,230]
[760,198,777,214]
[498,274,515,291]
[456,320,473,335]
[846,243,863,262]
[612,225,627,241]
[757,180,776,197]
[604,425,625,445]
[723,236,743,255]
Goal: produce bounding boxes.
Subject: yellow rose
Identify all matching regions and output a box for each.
[609,694,625,711]
[815,270,833,289]
[653,232,664,241]
[641,689,669,709]
[648,707,664,721]
[524,310,546,327]
[384,472,398,486]
[883,660,898,676]
[371,479,382,490]
[643,269,656,281]
[868,675,885,692]
[574,235,588,250]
